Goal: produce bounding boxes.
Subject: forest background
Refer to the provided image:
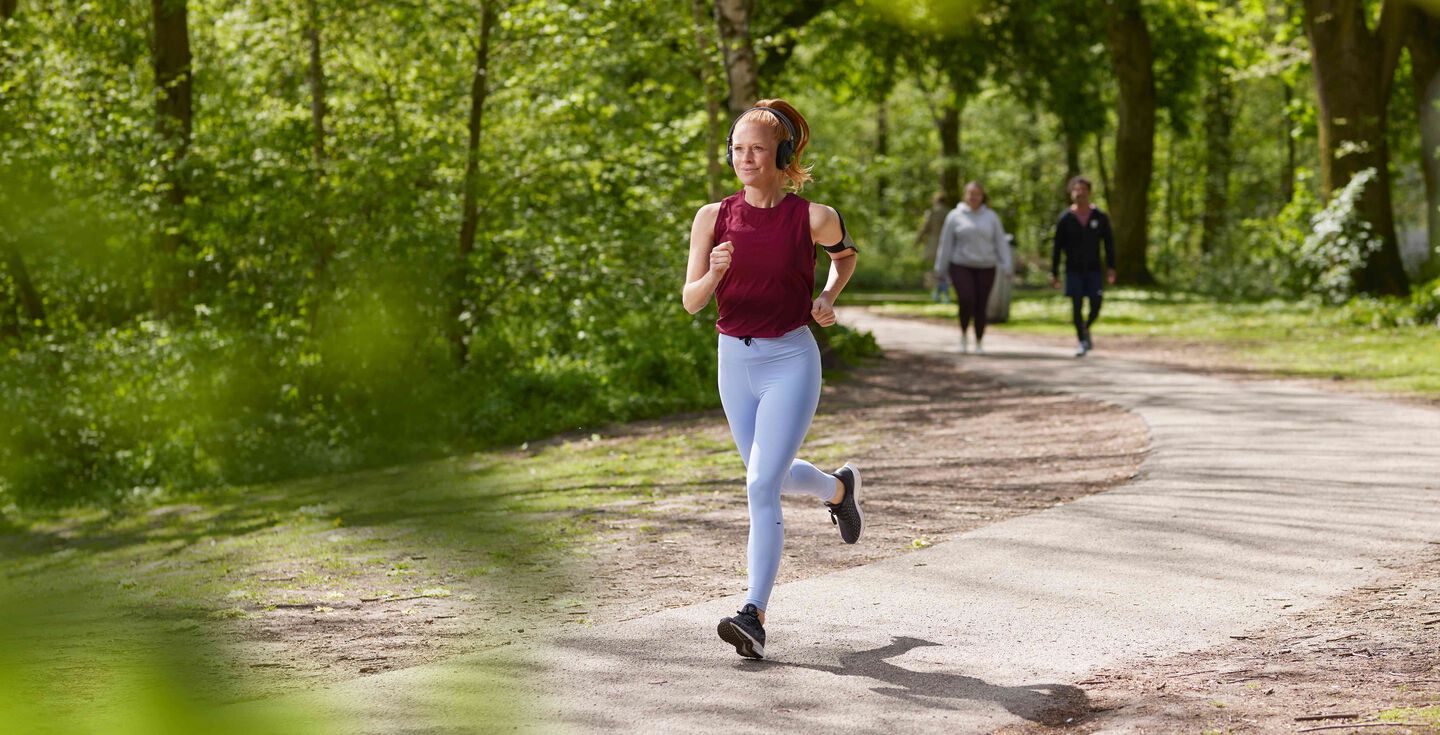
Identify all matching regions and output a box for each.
[2,0,1439,509]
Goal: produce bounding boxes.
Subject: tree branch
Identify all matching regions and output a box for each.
[1376,0,1408,100]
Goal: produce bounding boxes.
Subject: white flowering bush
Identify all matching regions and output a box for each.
[1297,168,1383,304]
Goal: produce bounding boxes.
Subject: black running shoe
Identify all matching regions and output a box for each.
[826,463,864,544]
[718,604,766,659]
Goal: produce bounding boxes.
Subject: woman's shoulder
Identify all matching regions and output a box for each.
[693,200,723,229]
[804,198,837,223]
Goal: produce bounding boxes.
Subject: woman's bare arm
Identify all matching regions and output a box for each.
[682,203,726,314]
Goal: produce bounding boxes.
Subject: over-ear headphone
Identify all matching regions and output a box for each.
[726,106,797,170]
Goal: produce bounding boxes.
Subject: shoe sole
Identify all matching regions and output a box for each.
[718,619,764,659]
[842,462,863,544]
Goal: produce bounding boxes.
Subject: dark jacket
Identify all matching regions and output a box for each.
[1051,207,1115,277]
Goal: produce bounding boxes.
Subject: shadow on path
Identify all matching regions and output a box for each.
[769,636,1091,726]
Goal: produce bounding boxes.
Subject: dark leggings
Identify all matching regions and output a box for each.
[1071,295,1103,341]
[948,264,997,340]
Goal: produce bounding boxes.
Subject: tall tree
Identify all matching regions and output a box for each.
[453,0,498,365]
[305,0,327,169]
[896,7,992,206]
[0,0,43,337]
[909,57,977,206]
[304,0,337,306]
[991,0,1108,205]
[150,0,193,316]
[874,92,889,214]
[1299,0,1409,295]
[1409,9,1440,280]
[1201,68,1235,254]
[1281,78,1297,204]
[714,0,758,116]
[692,0,726,201]
[937,75,963,203]
[1094,132,1112,201]
[1,246,45,338]
[1105,0,1157,284]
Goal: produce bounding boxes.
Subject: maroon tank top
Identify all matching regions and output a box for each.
[712,191,816,338]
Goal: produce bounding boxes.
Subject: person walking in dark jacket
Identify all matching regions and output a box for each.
[1050,176,1115,357]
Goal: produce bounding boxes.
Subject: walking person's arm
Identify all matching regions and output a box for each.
[1102,214,1117,285]
[810,204,857,328]
[1051,217,1063,289]
[683,203,728,314]
[992,211,1013,274]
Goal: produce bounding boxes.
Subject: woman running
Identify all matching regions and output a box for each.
[934,181,1012,355]
[682,99,864,660]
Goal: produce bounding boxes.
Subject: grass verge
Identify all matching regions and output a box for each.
[861,287,1440,398]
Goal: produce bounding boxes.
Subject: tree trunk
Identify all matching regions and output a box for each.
[452,0,498,366]
[1281,79,1296,204]
[305,0,326,168]
[1202,72,1234,255]
[937,73,964,205]
[305,0,336,309]
[0,275,13,340]
[1027,111,1047,254]
[1105,0,1157,285]
[714,0,757,117]
[150,0,193,317]
[691,0,726,201]
[1063,130,1080,183]
[1300,0,1408,295]
[1410,11,1440,281]
[1094,130,1112,206]
[1,245,44,337]
[1164,131,1176,261]
[875,96,888,216]
[0,0,31,338]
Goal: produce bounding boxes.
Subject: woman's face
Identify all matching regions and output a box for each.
[964,185,984,210]
[731,120,782,187]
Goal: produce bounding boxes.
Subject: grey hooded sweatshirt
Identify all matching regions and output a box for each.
[934,203,1012,272]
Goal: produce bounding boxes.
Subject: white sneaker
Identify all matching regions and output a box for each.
[974,340,985,355]
[1074,341,1088,358]
[959,334,969,354]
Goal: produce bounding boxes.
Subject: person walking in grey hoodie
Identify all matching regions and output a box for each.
[934,181,1012,354]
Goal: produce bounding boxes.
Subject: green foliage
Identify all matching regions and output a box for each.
[0,0,736,507]
[0,0,1431,507]
[1189,184,1321,301]
[1338,276,1440,328]
[1296,168,1384,303]
[825,322,884,366]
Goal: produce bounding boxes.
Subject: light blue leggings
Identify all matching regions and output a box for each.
[717,325,838,612]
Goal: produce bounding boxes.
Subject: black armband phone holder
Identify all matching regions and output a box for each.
[820,210,858,253]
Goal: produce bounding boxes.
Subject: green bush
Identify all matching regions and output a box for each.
[1410,277,1440,327]
[1334,277,1440,329]
[0,299,879,508]
[826,323,884,366]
